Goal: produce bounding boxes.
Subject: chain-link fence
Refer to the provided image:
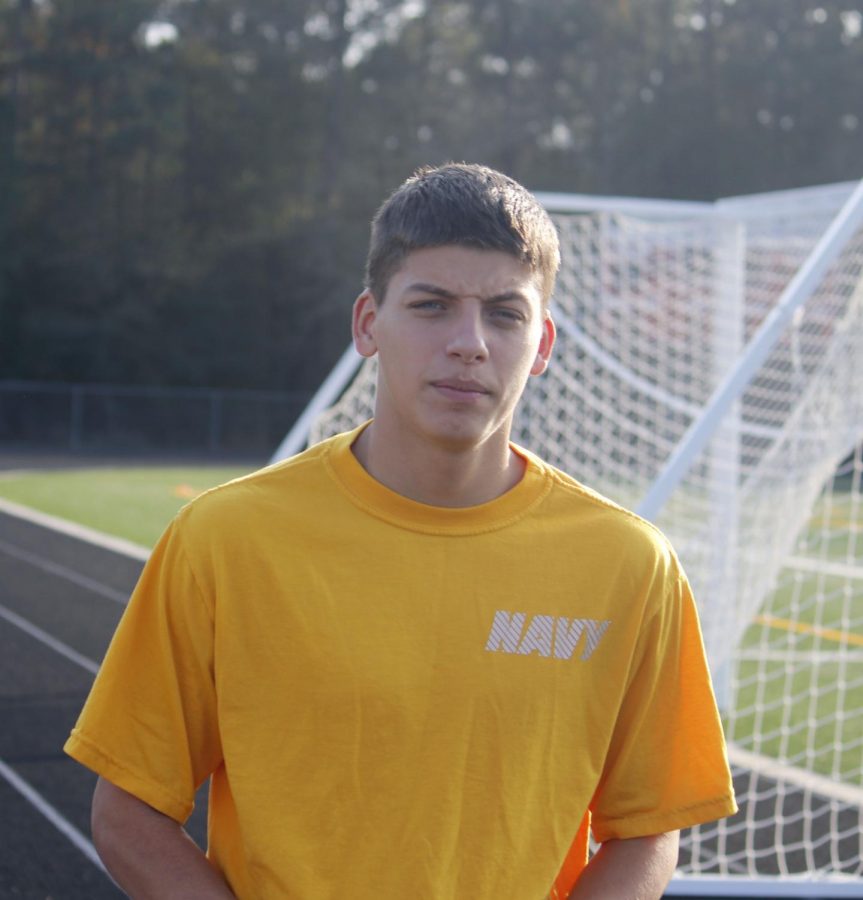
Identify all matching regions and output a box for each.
[0,381,311,459]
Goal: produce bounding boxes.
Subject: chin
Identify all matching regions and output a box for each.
[423,418,503,453]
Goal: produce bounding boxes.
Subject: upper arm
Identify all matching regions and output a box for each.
[567,831,680,899]
[90,777,236,899]
[91,776,173,847]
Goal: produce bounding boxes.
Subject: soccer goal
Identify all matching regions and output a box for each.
[271,179,863,893]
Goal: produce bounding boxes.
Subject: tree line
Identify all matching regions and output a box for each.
[1,0,860,392]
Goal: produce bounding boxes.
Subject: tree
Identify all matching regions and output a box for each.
[1,0,860,391]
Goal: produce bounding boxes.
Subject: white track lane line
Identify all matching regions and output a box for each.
[0,497,150,561]
[0,757,107,874]
[0,603,100,675]
[0,587,107,877]
[0,505,123,881]
[0,538,129,606]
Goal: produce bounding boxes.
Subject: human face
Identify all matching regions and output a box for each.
[352,245,555,455]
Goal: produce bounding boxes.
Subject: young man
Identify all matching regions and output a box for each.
[66,163,737,899]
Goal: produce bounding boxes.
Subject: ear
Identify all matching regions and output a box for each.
[530,314,556,377]
[352,290,379,359]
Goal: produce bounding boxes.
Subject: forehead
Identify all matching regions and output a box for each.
[384,245,543,303]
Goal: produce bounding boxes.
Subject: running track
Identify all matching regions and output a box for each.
[0,500,208,898]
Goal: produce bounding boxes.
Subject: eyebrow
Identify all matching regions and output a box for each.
[405,282,531,304]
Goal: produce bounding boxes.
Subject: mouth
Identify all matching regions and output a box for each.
[431,379,491,399]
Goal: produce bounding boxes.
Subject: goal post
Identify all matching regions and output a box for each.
[637,178,863,521]
[270,179,863,888]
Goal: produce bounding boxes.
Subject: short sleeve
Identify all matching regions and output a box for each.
[589,570,737,842]
[64,515,222,823]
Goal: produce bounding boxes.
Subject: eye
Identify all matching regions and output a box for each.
[489,307,525,323]
[410,299,446,311]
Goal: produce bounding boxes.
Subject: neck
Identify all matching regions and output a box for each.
[351,421,524,508]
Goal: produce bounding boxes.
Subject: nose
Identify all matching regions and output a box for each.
[446,306,489,363]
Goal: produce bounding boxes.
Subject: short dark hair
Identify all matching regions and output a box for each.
[365,163,560,304]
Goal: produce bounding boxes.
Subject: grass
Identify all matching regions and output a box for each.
[729,491,863,786]
[0,464,256,547]
[732,648,863,785]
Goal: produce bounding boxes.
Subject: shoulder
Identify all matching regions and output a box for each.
[173,431,347,543]
[523,448,685,584]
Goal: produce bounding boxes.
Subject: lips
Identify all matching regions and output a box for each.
[432,379,490,395]
[430,379,492,403]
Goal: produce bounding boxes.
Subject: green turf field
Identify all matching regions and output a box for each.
[730,490,863,787]
[0,465,256,547]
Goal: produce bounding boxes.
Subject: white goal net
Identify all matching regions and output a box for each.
[280,180,863,887]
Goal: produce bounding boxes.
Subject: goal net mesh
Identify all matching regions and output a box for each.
[308,183,863,881]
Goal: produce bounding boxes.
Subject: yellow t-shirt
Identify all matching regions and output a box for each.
[65,425,736,899]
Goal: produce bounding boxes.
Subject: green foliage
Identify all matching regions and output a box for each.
[1,0,861,389]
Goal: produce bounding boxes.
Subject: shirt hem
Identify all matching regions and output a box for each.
[591,793,738,843]
[64,729,194,824]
